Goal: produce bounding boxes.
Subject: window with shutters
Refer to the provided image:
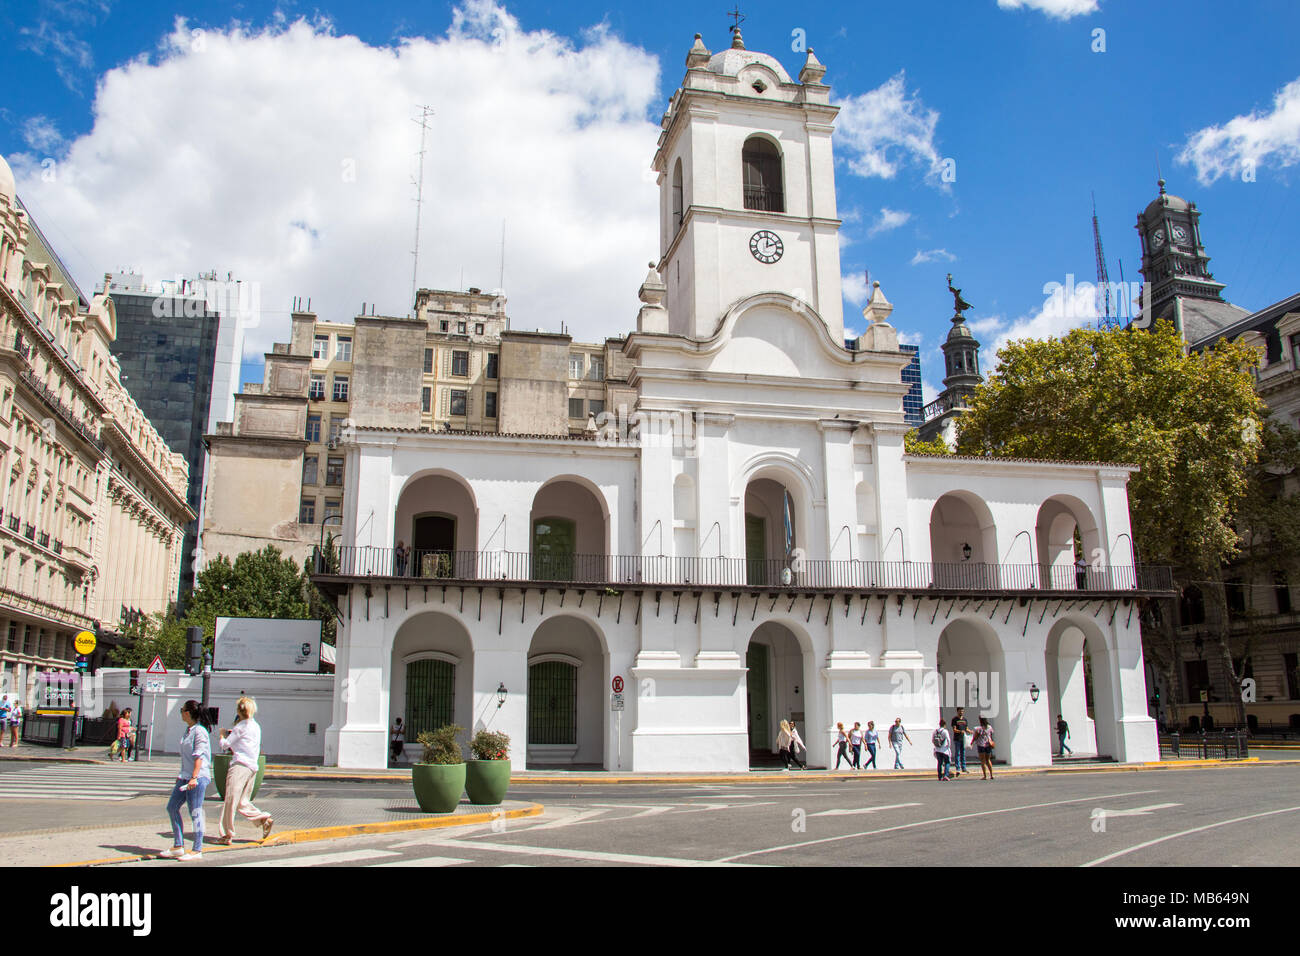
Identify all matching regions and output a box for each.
[475,323,485,335]
[405,659,455,740]
[568,354,584,379]
[422,387,431,414]
[305,415,321,442]
[335,336,352,362]
[309,375,325,400]
[450,389,467,416]
[528,660,577,745]
[333,375,349,402]
[324,499,342,523]
[312,335,330,360]
[568,397,584,419]
[299,499,316,524]
[457,321,467,334]
[326,457,344,485]
[452,350,469,377]
[423,348,434,374]
[439,320,449,333]
[302,456,318,486]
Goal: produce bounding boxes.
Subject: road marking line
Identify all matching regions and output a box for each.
[809,802,923,817]
[512,808,610,831]
[370,856,471,868]
[228,849,400,867]
[442,840,762,867]
[713,789,1162,863]
[671,801,778,814]
[1081,805,1300,867]
[1090,803,1182,817]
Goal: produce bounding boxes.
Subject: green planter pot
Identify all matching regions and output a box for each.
[212,754,266,800]
[465,759,511,805]
[412,763,466,813]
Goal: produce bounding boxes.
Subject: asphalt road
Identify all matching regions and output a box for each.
[58,762,1299,868]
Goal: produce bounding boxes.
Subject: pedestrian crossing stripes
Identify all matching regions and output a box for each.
[0,763,185,801]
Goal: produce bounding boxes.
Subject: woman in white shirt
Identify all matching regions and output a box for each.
[787,719,806,770]
[213,696,273,845]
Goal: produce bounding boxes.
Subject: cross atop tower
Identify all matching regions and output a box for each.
[727,5,745,36]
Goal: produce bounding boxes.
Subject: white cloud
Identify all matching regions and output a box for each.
[1178,76,1300,184]
[910,248,956,265]
[996,0,1099,19]
[17,0,110,93]
[921,377,941,404]
[841,271,869,306]
[8,3,661,362]
[834,72,945,186]
[21,116,66,154]
[898,329,923,347]
[867,207,911,237]
[975,280,1101,359]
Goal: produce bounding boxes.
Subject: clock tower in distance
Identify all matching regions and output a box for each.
[1135,178,1227,326]
[651,29,845,342]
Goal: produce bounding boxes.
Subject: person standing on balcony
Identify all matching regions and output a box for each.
[395,541,410,577]
[1075,555,1088,590]
[889,717,910,769]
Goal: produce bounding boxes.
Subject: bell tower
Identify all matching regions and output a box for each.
[650,30,845,342]
[1135,179,1226,324]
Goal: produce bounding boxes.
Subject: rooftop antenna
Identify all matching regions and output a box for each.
[410,104,435,310]
[1092,192,1117,329]
[499,219,506,293]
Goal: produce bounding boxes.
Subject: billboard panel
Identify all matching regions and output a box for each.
[214,617,322,673]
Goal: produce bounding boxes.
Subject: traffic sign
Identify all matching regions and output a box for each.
[74,630,97,655]
[145,679,165,694]
[612,675,624,693]
[146,655,167,676]
[611,692,625,711]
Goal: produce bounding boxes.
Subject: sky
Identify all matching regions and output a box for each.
[2,0,1298,405]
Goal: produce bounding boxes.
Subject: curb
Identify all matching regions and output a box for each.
[47,803,544,868]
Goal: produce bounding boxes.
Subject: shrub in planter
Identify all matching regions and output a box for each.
[465,729,511,806]
[411,724,465,813]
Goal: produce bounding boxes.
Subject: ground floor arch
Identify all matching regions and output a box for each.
[744,622,812,766]
[388,611,475,763]
[937,617,1009,767]
[1046,618,1120,759]
[526,614,609,769]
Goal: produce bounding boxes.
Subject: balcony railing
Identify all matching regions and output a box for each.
[313,547,1174,592]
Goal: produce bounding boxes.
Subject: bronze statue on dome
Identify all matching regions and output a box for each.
[947,273,972,317]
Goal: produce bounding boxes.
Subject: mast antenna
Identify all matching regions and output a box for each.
[1092,192,1116,329]
[411,104,435,310]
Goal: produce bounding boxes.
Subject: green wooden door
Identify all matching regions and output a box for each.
[746,643,770,751]
[746,515,766,586]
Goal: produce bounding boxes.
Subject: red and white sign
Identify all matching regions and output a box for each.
[612,676,624,693]
[146,655,167,676]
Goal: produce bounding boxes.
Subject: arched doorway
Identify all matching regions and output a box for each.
[530,479,609,583]
[1046,618,1119,759]
[930,492,997,589]
[389,612,474,765]
[1036,496,1103,590]
[936,617,1008,765]
[395,472,477,578]
[526,615,608,769]
[745,622,810,767]
[744,477,798,586]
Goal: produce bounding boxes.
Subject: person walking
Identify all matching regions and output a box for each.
[972,716,995,779]
[115,708,134,762]
[160,700,212,861]
[788,719,806,769]
[390,717,406,765]
[1057,715,1072,757]
[776,719,794,770]
[863,720,879,769]
[6,697,21,747]
[0,696,9,747]
[888,717,910,769]
[833,722,853,769]
[849,722,864,770]
[213,696,273,846]
[951,707,969,777]
[932,719,952,781]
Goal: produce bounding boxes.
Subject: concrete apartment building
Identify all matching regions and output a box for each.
[0,154,193,692]
[201,287,634,568]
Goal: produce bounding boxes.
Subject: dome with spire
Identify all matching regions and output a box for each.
[705,30,793,84]
[1143,178,1192,219]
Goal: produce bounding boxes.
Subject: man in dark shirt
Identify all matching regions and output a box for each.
[951,707,969,776]
[1057,715,1072,756]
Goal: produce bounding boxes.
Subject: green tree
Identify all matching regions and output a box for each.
[107,611,187,668]
[904,428,951,455]
[181,546,313,656]
[953,321,1265,725]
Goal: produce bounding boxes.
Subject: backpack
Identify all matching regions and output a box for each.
[932,729,946,748]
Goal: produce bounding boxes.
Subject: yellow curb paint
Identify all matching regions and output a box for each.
[47,804,543,868]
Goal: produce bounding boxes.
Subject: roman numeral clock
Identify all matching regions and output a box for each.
[749,229,783,264]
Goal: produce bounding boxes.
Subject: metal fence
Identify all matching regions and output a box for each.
[1158,731,1250,760]
[315,546,1173,593]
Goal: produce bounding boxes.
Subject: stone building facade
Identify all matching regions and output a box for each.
[0,154,193,693]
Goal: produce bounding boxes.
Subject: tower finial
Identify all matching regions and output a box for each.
[728,5,746,47]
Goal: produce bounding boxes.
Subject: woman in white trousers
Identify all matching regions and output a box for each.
[213,696,273,844]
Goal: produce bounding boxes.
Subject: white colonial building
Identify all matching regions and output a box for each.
[315,32,1169,772]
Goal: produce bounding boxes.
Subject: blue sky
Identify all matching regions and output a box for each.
[3,0,1298,401]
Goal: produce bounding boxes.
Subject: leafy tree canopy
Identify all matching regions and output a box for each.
[954,321,1264,575]
[904,429,951,456]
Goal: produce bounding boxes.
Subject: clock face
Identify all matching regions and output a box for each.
[749,230,783,264]
[1172,225,1189,245]
[1151,229,1166,249]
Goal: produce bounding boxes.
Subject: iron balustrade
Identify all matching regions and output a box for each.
[1158,731,1250,760]
[315,547,1174,592]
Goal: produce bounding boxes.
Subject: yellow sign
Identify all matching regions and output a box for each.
[74,630,97,655]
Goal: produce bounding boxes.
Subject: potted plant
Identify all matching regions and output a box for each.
[465,729,511,805]
[212,753,266,801]
[411,724,465,813]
